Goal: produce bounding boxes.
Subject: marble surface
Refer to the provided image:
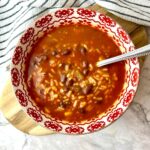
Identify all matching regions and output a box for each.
[0,29,150,150]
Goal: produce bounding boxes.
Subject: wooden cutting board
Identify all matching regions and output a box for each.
[0,4,148,136]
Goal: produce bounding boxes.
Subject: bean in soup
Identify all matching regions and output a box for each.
[25,24,125,122]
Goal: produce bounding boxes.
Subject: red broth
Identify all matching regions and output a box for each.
[25,24,125,122]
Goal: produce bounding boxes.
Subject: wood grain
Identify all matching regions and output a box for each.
[0,4,148,135]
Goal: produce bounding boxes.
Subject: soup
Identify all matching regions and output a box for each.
[25,24,125,122]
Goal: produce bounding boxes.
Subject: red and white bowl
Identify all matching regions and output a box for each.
[11,8,140,134]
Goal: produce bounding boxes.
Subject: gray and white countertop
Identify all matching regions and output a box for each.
[0,29,150,150]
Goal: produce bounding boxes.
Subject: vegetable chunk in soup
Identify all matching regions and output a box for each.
[25,24,125,122]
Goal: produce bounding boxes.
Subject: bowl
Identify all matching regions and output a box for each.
[11,8,139,134]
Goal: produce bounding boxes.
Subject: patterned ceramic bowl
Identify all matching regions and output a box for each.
[11,8,139,134]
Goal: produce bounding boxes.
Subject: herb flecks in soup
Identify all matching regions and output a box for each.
[25,25,125,122]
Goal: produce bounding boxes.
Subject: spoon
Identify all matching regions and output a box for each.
[96,44,150,67]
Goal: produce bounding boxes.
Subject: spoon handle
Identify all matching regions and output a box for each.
[96,44,150,67]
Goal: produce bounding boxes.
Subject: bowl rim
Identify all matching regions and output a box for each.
[10,8,140,134]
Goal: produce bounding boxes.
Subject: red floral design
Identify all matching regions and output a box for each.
[99,14,116,27]
[55,9,74,18]
[107,108,123,122]
[11,68,20,86]
[123,90,135,107]
[15,89,28,107]
[35,14,52,28]
[131,57,138,65]
[65,126,84,134]
[129,46,135,51]
[77,8,96,17]
[27,108,42,122]
[12,46,23,65]
[131,68,139,87]
[129,46,138,65]
[117,27,130,43]
[87,121,105,132]
[44,121,62,132]
[20,28,34,44]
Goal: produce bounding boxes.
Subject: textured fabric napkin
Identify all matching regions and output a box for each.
[0,0,150,70]
[95,0,150,26]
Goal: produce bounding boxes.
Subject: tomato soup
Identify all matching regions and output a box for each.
[25,24,125,122]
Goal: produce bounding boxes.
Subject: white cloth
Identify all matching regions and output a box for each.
[95,0,150,26]
[0,0,150,70]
